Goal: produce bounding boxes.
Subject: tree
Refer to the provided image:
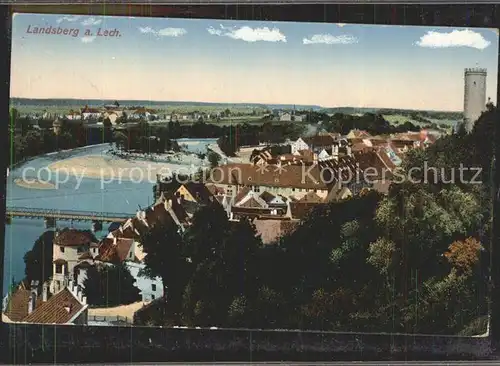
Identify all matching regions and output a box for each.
[208,151,221,168]
[82,263,140,307]
[23,231,55,285]
[103,118,113,142]
[139,219,189,320]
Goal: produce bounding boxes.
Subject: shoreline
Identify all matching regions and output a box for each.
[14,178,56,190]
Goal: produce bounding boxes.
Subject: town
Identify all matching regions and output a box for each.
[3,86,494,333]
[4,13,497,335]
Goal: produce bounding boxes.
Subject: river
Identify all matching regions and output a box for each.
[2,139,217,295]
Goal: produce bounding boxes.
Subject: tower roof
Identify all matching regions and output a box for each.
[465,67,487,74]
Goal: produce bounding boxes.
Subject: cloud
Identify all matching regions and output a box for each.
[81,36,96,44]
[415,29,491,50]
[303,34,358,45]
[56,15,80,24]
[81,17,102,26]
[138,26,186,37]
[207,24,286,43]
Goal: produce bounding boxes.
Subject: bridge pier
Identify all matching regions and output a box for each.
[91,220,103,232]
[44,217,56,229]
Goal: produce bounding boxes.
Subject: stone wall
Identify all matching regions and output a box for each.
[1,323,495,363]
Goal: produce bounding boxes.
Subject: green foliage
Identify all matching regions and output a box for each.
[23,231,55,285]
[82,263,141,307]
[208,151,221,168]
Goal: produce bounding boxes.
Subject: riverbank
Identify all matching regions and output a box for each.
[14,178,56,190]
[107,148,206,166]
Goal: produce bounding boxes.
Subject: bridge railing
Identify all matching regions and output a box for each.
[6,207,132,219]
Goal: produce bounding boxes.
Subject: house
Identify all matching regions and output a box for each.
[50,229,98,295]
[280,113,292,122]
[66,109,82,120]
[129,107,158,121]
[346,129,372,139]
[252,218,299,244]
[290,137,311,154]
[125,261,164,302]
[2,280,88,325]
[207,163,330,201]
[81,106,102,120]
[291,134,342,155]
[175,182,215,205]
[103,110,123,125]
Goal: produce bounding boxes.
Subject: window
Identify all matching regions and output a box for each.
[152,284,157,291]
[151,295,155,300]
[55,264,63,274]
[253,186,260,192]
[60,246,65,253]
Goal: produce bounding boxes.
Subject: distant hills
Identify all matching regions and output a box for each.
[10,98,462,118]
[10,98,320,110]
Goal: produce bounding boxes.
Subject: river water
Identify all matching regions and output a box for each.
[3,139,217,295]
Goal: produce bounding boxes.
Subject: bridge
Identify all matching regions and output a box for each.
[6,207,131,224]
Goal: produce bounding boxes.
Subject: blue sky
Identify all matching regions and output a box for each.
[10,13,499,111]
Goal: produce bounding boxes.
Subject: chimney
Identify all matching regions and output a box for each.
[42,282,48,302]
[28,294,36,314]
[82,296,87,305]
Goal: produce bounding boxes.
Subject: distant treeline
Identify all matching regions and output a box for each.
[377,108,463,120]
[9,110,425,163]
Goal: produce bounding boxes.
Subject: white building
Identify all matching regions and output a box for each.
[464,67,487,132]
[125,262,164,302]
[50,229,98,295]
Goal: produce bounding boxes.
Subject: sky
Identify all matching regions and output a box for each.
[10,13,500,111]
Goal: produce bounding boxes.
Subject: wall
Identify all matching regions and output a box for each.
[2,323,495,363]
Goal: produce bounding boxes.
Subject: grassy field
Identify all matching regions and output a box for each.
[383,114,457,127]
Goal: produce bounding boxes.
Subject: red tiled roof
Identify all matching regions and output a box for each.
[234,187,252,205]
[289,202,320,220]
[298,191,324,203]
[78,252,93,260]
[81,106,101,113]
[23,288,84,324]
[208,163,330,190]
[181,182,214,204]
[206,184,225,196]
[98,237,133,263]
[349,129,372,138]
[54,229,96,247]
[115,238,134,262]
[3,287,43,322]
[239,197,266,208]
[259,191,276,204]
